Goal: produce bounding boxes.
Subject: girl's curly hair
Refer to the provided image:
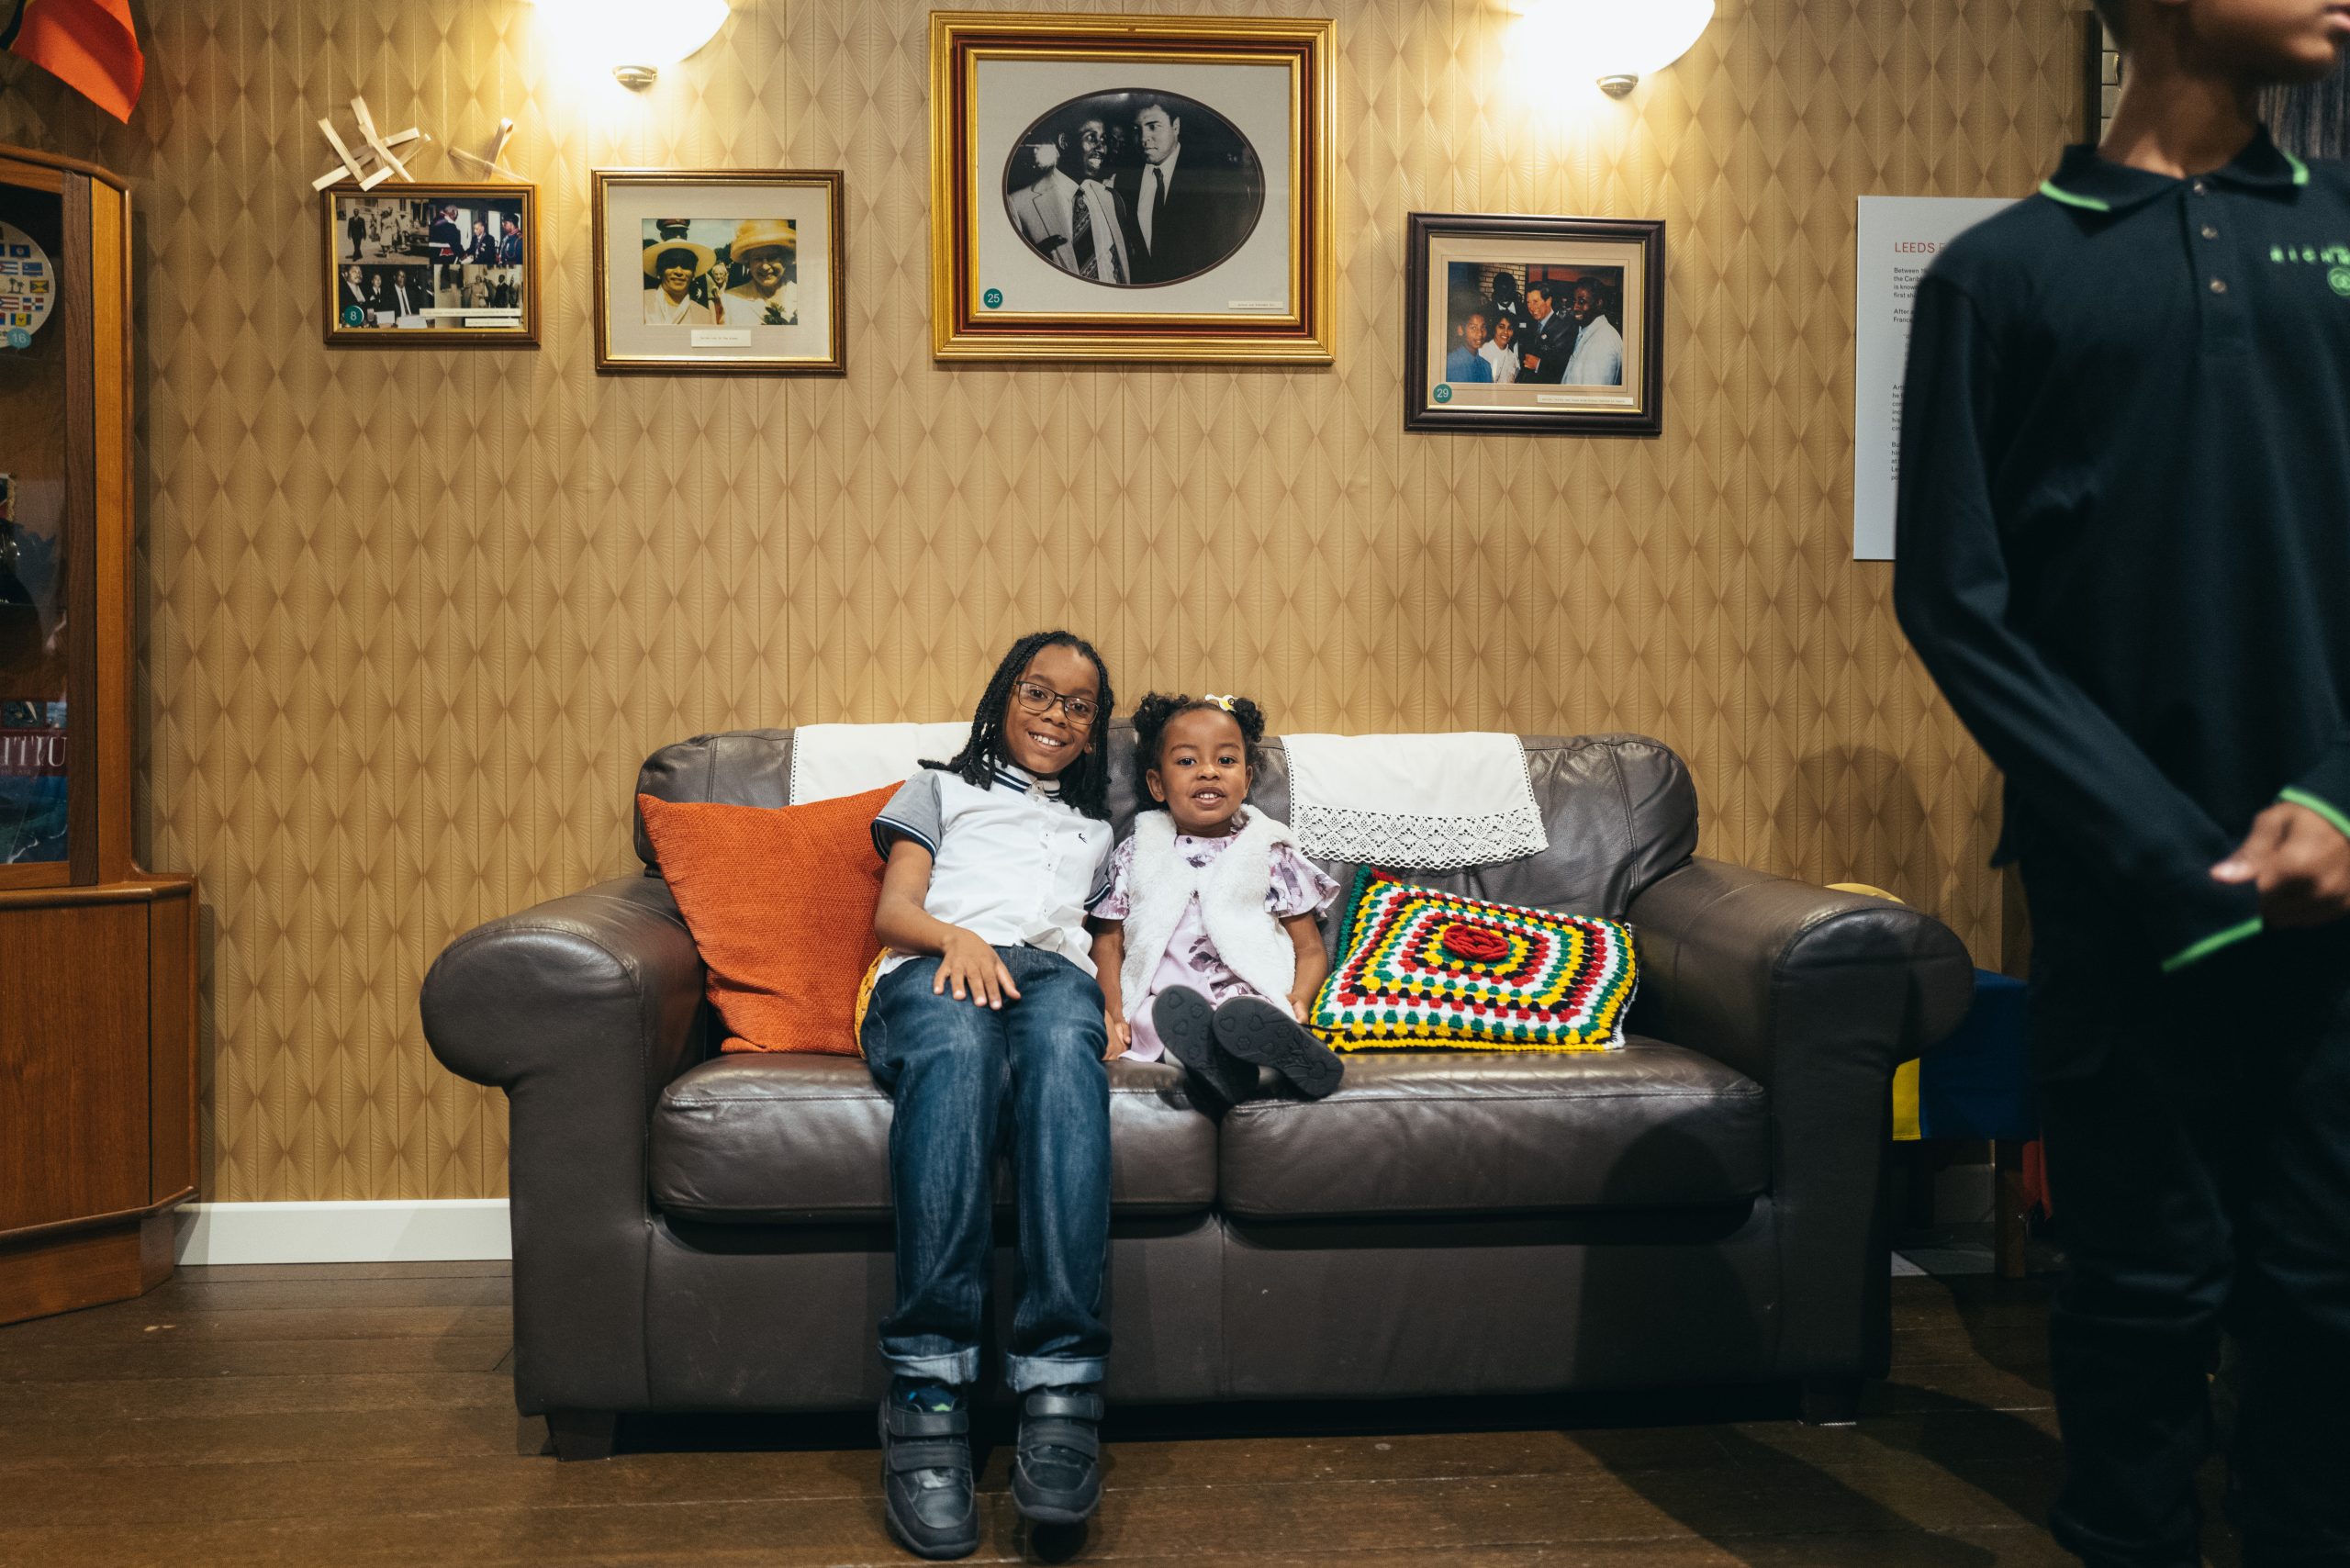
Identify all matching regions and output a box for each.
[923,630,1115,821]
[1129,692,1267,813]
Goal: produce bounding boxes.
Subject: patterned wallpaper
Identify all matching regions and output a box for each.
[0,0,2076,1203]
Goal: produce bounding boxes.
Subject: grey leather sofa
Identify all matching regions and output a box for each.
[421,728,1974,1460]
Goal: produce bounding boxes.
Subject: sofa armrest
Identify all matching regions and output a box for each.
[1628,857,1975,1085]
[1627,857,1975,1384]
[420,874,710,1416]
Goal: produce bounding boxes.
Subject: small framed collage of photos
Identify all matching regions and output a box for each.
[320,183,538,346]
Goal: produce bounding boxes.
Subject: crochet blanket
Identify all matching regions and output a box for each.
[1279,731,1548,869]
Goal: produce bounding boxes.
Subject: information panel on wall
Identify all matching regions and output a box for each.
[1853,195,2015,560]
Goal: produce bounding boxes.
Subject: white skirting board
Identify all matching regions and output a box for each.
[173,1200,512,1265]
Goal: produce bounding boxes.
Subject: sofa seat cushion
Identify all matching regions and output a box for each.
[650,1052,1216,1223]
[1216,1038,1768,1219]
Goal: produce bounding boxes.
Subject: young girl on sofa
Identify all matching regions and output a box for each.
[1091,692,1347,1106]
[862,629,1118,1559]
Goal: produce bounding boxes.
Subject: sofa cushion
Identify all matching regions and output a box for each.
[1215,1039,1768,1219]
[1313,868,1639,1051]
[634,786,892,1056]
[649,1053,1217,1223]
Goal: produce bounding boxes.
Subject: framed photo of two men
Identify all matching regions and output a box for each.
[929,11,1337,364]
[321,183,538,346]
[591,169,846,375]
[1404,213,1665,436]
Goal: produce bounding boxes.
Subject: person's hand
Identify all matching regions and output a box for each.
[2211,801,2350,928]
[934,927,1022,1008]
[1286,990,1315,1023]
[1102,1011,1131,1060]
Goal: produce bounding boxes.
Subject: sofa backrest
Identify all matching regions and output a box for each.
[635,727,1697,922]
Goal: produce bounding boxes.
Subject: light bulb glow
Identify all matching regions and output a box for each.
[531,0,730,84]
[1511,0,1714,95]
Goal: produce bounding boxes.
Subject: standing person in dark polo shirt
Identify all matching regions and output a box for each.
[1894,2,2350,1564]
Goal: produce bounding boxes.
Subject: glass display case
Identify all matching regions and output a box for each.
[0,158,73,873]
[0,143,198,1326]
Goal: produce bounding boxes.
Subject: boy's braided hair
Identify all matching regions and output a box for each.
[923,629,1115,821]
[1129,692,1267,814]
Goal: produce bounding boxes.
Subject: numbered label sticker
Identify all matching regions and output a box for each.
[982,287,1003,309]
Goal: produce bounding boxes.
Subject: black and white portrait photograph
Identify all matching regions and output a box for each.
[1001,91,1263,288]
[321,183,538,347]
[931,12,1335,363]
[592,171,845,375]
[1404,213,1663,436]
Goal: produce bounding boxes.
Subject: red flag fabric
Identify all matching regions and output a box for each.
[5,0,145,123]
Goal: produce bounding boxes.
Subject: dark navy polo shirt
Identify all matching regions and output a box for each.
[1893,129,2350,969]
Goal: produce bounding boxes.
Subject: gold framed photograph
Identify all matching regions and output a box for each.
[591,169,846,375]
[321,183,538,347]
[929,11,1336,364]
[1404,213,1664,437]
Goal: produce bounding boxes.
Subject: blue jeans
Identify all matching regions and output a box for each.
[860,945,1111,1393]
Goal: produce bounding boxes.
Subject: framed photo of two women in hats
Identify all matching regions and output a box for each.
[591,170,846,375]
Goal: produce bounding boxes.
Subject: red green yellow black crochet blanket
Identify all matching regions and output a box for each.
[1308,868,1637,1051]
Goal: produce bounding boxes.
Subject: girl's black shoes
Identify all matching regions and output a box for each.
[1011,1383,1105,1525]
[1213,995,1345,1100]
[1151,986,1260,1108]
[879,1386,979,1560]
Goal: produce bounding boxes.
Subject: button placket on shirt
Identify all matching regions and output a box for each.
[2188,180,2250,353]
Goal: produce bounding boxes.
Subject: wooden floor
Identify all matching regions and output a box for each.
[0,1265,2233,1567]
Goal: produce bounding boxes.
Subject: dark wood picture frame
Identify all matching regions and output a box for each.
[1404,212,1664,437]
[320,181,539,349]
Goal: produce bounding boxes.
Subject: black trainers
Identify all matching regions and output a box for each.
[1011,1383,1105,1525]
[1212,994,1345,1100]
[1151,986,1259,1108]
[878,1386,979,1560]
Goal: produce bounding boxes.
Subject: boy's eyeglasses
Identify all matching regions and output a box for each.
[1013,679,1097,726]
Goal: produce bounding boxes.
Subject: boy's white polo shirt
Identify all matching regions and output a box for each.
[871,762,1116,979]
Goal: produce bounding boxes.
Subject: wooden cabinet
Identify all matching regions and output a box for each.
[1,143,198,1324]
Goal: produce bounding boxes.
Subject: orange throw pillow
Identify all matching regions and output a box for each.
[635,785,896,1055]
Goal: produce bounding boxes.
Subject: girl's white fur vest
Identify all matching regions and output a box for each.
[1117,808,1301,1008]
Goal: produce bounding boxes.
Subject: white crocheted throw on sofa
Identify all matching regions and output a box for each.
[1278,732,1549,870]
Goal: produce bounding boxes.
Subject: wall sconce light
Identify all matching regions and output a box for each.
[1521,0,1715,98]
[531,0,731,90]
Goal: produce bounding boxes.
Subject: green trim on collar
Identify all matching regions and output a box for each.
[2282,148,2312,186]
[2038,178,2112,213]
[2280,786,2350,842]
[2159,917,2264,974]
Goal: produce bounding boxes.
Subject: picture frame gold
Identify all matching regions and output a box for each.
[590,169,847,376]
[929,10,1337,364]
[320,182,539,348]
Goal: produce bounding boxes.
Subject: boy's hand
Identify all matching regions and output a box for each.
[934,927,1022,1008]
[1286,989,1315,1023]
[2211,801,2350,928]
[1102,1012,1130,1060]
